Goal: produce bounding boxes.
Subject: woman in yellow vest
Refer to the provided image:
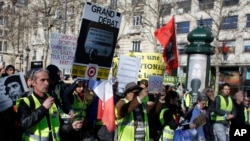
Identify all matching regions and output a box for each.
[115,82,154,141]
[16,69,83,141]
[61,80,88,140]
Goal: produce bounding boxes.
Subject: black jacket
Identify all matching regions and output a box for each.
[17,93,75,140]
[231,100,246,127]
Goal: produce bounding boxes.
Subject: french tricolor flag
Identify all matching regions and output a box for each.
[89,70,115,132]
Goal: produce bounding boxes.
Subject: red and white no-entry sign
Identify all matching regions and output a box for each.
[85,64,98,79]
[87,66,96,77]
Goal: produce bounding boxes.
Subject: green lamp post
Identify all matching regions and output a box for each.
[185,20,214,104]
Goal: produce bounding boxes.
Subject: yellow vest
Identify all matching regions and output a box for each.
[213,95,233,121]
[17,93,60,141]
[116,98,149,141]
[72,93,87,120]
[159,108,176,140]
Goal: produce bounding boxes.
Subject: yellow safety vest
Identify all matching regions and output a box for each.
[72,93,87,120]
[213,95,233,122]
[184,93,192,109]
[159,108,176,141]
[244,107,249,124]
[17,93,60,141]
[116,98,149,141]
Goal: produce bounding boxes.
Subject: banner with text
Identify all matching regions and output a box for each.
[50,32,77,69]
[127,52,165,81]
[72,2,122,80]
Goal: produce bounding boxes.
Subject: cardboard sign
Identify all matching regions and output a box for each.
[72,2,122,80]
[193,113,206,128]
[0,73,29,103]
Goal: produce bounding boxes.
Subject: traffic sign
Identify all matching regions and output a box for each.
[87,67,96,77]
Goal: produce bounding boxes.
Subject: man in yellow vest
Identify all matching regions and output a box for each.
[212,83,234,141]
[115,82,154,141]
[16,69,83,141]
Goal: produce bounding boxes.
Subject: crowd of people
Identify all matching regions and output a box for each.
[0,63,250,141]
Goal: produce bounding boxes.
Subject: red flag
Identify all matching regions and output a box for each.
[154,17,179,74]
[222,42,228,54]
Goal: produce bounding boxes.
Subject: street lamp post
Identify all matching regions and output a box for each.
[25,47,30,71]
[63,0,67,34]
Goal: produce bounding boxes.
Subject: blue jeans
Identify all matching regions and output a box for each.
[213,123,229,141]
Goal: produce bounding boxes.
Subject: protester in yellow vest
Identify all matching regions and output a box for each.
[212,83,234,141]
[115,82,154,141]
[16,69,83,141]
[158,90,183,141]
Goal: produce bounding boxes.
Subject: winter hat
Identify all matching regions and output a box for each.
[124,82,141,96]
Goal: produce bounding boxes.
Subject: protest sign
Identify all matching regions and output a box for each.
[0,73,28,103]
[116,55,141,93]
[126,52,165,81]
[148,75,163,93]
[193,113,206,128]
[72,2,122,80]
[50,32,77,69]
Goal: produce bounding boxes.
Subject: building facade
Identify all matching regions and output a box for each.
[1,0,250,93]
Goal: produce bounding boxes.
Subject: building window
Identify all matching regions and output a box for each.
[199,0,214,10]
[133,15,142,26]
[0,30,2,36]
[3,41,7,52]
[110,0,117,9]
[220,41,235,53]
[132,41,141,52]
[0,41,7,52]
[197,19,212,30]
[177,0,191,14]
[4,30,8,36]
[32,50,36,60]
[222,0,239,7]
[244,40,250,52]
[247,14,250,28]
[56,27,61,33]
[0,2,4,11]
[177,21,190,34]
[221,16,238,30]
[178,43,188,54]
[0,16,6,25]
[160,3,171,17]
[34,29,37,36]
[132,0,144,5]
